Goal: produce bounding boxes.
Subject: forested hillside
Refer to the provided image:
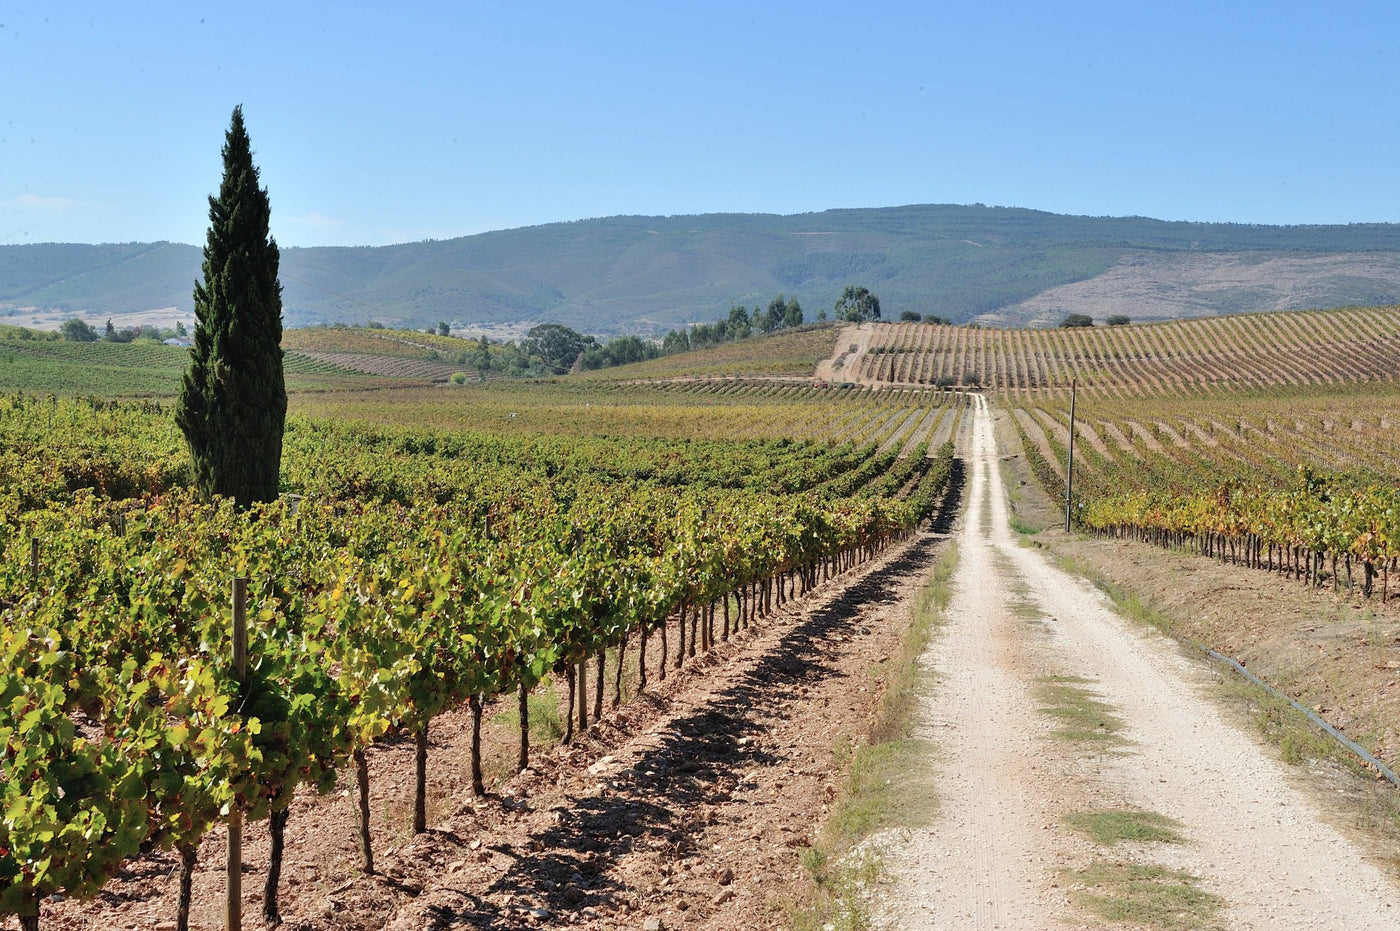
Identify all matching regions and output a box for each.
[6,204,1400,334]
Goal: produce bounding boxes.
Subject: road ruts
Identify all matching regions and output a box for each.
[875,393,1400,930]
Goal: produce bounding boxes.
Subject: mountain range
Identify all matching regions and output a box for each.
[5,204,1400,335]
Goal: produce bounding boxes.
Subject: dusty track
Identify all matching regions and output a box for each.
[814,324,873,384]
[874,394,1400,928]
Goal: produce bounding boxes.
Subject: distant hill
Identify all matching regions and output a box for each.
[6,204,1400,335]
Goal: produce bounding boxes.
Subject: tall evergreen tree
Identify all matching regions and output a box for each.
[176,106,287,507]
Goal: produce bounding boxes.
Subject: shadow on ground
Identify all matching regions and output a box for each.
[422,462,965,928]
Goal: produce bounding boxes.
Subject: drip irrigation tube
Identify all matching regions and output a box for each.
[1202,646,1400,789]
[1170,631,1400,789]
[1070,557,1400,788]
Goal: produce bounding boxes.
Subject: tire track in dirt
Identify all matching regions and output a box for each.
[875,394,1400,929]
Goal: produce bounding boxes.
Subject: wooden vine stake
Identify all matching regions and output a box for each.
[1065,377,1077,533]
[227,577,248,931]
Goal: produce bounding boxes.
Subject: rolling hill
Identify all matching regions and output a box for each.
[5,204,1400,335]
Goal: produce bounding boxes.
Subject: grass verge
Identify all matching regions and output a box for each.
[1065,861,1224,930]
[1046,549,1361,770]
[790,540,958,931]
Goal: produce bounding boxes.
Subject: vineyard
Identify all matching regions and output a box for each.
[782,307,1400,607]
[0,338,426,397]
[293,379,975,454]
[0,394,957,930]
[840,306,1400,396]
[11,299,1400,928]
[1002,380,1400,605]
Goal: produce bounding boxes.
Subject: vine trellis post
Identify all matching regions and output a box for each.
[227,577,248,931]
[1065,377,1077,533]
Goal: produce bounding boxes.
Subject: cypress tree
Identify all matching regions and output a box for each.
[176,105,287,507]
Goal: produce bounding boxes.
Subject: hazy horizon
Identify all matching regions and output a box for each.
[12,199,1400,253]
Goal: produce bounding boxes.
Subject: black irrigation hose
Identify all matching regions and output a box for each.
[1166,629,1400,789]
[1060,548,1400,788]
[1205,648,1400,789]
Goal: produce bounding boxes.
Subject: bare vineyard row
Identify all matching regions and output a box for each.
[1013,389,1400,492]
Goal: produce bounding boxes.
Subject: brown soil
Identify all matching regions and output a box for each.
[814,324,871,384]
[22,533,945,931]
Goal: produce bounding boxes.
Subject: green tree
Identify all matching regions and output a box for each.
[521,323,587,372]
[437,321,451,337]
[899,310,922,322]
[603,334,655,366]
[726,304,752,340]
[661,328,691,354]
[758,295,787,333]
[782,298,804,328]
[175,105,287,508]
[1105,314,1131,326]
[60,318,99,342]
[1061,313,1094,328]
[474,335,491,377]
[690,322,721,349]
[835,285,881,322]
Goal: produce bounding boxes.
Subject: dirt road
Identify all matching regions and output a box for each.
[875,394,1400,929]
[814,324,873,383]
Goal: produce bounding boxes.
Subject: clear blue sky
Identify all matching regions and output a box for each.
[3,1,1397,247]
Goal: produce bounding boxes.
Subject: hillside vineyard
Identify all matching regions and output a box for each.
[850,306,1400,395]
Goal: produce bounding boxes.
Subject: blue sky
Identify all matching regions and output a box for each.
[3,1,1397,247]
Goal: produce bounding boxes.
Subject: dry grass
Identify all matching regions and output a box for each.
[791,540,958,931]
[1034,675,1129,745]
[1065,861,1225,930]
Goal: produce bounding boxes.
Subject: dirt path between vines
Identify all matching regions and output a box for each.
[27,517,951,930]
[872,394,1400,929]
[814,324,872,384]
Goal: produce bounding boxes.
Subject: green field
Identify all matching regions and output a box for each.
[0,334,424,396]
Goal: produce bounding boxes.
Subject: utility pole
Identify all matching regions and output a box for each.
[1065,377,1076,533]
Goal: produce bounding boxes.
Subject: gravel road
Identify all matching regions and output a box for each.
[874,393,1400,929]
